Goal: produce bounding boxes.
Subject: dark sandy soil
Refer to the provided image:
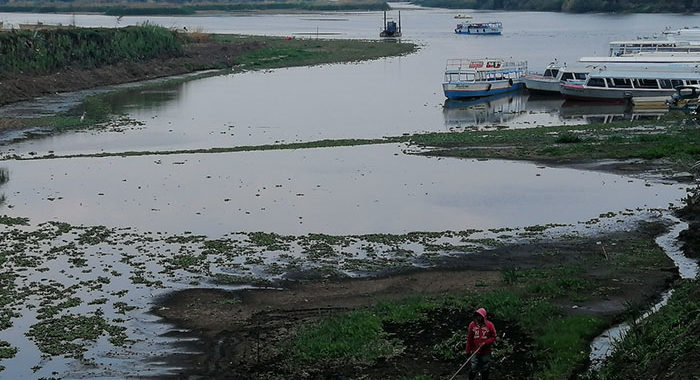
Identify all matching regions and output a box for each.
[153,222,679,379]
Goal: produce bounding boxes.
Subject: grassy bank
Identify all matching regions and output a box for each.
[409,113,700,173]
[0,0,388,15]
[586,278,700,379]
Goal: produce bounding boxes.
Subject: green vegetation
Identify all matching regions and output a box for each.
[588,278,700,379]
[221,35,416,70]
[294,310,399,363]
[0,0,388,15]
[286,234,668,379]
[411,0,699,13]
[26,311,127,358]
[409,116,700,172]
[0,25,182,79]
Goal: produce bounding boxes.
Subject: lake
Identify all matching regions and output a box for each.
[0,6,695,379]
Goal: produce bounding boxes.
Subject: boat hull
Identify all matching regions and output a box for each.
[443,81,522,99]
[522,76,561,93]
[455,30,501,35]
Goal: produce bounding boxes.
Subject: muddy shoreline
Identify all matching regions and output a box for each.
[0,40,261,115]
[152,222,680,379]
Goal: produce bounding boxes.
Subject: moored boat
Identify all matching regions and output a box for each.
[560,67,700,102]
[523,62,589,94]
[455,22,502,35]
[442,58,527,99]
[380,11,401,38]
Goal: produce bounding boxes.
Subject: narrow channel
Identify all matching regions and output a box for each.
[588,212,699,368]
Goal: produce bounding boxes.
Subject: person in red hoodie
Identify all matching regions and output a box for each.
[465,307,497,380]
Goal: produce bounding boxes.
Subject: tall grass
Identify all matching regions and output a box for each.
[0,24,182,78]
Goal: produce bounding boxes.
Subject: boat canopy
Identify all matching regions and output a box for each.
[580,56,700,64]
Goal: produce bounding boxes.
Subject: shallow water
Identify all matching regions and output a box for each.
[0,7,685,156]
[0,144,688,236]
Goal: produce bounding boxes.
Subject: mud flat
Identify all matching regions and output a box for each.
[153,220,681,379]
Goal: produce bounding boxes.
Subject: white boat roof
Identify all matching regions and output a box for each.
[609,40,700,46]
[580,56,700,63]
[590,70,700,80]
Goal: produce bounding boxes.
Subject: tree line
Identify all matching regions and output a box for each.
[410,0,699,12]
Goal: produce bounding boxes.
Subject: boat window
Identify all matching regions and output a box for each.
[659,79,673,89]
[610,78,632,88]
[574,73,587,80]
[634,79,659,89]
[687,80,699,85]
[672,80,684,88]
[588,77,606,87]
[544,69,552,77]
[561,72,574,81]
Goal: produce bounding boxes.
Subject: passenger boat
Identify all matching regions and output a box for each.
[560,66,700,102]
[454,14,472,19]
[609,27,700,56]
[523,62,589,93]
[455,22,502,35]
[442,58,527,99]
[609,39,700,56]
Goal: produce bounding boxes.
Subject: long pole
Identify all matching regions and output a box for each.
[448,345,482,380]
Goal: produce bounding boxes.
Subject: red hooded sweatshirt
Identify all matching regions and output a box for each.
[465,308,497,355]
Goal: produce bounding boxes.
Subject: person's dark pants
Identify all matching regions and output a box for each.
[468,353,491,380]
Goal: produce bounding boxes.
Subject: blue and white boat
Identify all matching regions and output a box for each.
[442,58,527,99]
[455,22,502,35]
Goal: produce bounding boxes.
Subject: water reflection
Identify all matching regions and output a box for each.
[0,168,6,205]
[443,91,530,127]
[442,92,668,129]
[105,85,184,114]
[559,100,667,124]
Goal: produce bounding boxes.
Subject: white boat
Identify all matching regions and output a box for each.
[455,22,502,35]
[560,66,700,102]
[442,58,527,99]
[523,62,589,93]
[609,27,700,56]
[579,54,700,65]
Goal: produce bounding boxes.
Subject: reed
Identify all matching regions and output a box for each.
[0,24,182,78]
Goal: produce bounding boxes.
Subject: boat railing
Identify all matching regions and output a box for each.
[445,59,527,73]
[611,46,700,56]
